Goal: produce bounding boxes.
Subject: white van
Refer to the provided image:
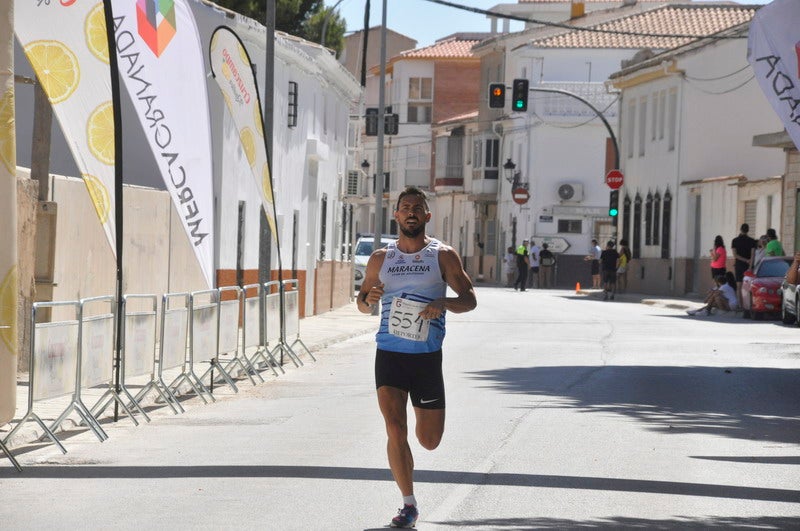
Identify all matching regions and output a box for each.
[353,234,395,290]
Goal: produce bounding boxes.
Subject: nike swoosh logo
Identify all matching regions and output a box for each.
[420,398,439,404]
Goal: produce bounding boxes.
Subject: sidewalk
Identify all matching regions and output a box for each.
[2,288,700,456]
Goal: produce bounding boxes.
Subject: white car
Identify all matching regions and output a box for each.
[353,234,395,290]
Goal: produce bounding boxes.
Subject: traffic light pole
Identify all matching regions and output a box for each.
[371,0,388,316]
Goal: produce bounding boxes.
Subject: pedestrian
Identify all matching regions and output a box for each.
[765,228,784,257]
[585,239,602,288]
[600,240,619,300]
[514,239,529,291]
[503,246,516,287]
[731,223,757,307]
[709,235,727,279]
[753,235,768,270]
[357,186,477,529]
[616,238,632,293]
[539,243,556,288]
[687,274,738,315]
[527,239,540,289]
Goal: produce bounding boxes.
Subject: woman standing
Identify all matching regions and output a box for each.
[616,239,632,293]
[710,235,727,279]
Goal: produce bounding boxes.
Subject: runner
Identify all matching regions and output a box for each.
[357,186,477,528]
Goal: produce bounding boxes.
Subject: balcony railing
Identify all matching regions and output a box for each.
[534,81,618,119]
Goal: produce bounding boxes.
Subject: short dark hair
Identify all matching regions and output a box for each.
[766,228,777,239]
[740,223,749,233]
[396,186,429,211]
[607,240,615,248]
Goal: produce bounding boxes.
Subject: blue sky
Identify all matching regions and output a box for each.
[335,0,771,49]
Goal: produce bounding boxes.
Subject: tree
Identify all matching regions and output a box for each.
[214,0,346,57]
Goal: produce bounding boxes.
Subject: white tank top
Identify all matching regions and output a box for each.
[376,238,447,353]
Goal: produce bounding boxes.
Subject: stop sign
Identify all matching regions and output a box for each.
[606,169,624,190]
[512,187,530,205]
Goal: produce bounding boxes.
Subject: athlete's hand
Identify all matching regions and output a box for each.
[420,299,446,319]
[365,283,384,305]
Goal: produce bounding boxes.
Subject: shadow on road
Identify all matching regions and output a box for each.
[1,465,798,503]
[465,365,800,445]
[427,515,799,529]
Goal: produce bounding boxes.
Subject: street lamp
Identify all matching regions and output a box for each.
[503,158,516,183]
[361,159,370,172]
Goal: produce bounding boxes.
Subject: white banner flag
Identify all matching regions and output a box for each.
[748,0,800,151]
[15,1,117,256]
[112,0,215,288]
[209,27,277,236]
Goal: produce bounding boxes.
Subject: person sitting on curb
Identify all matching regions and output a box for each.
[687,274,738,316]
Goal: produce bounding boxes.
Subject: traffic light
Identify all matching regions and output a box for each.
[385,113,399,135]
[512,78,529,112]
[365,107,378,136]
[488,83,505,108]
[609,189,620,218]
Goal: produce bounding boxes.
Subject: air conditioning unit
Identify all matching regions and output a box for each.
[557,182,583,202]
[344,170,361,197]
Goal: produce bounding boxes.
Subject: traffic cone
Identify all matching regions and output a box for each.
[575,282,581,293]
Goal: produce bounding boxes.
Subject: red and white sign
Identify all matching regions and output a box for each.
[605,169,624,190]
[512,187,530,205]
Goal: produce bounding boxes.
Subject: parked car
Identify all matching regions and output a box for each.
[780,275,799,326]
[353,234,395,290]
[741,256,792,320]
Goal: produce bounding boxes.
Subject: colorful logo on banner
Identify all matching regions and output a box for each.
[15,1,117,256]
[210,27,278,237]
[136,0,177,57]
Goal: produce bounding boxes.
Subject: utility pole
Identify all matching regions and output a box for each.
[371,0,388,316]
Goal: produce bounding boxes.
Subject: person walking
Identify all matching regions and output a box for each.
[710,235,727,279]
[731,223,757,306]
[616,239,632,293]
[600,240,620,300]
[357,186,477,529]
[514,240,529,291]
[586,239,602,288]
[765,228,785,257]
[539,243,556,288]
[527,239,540,289]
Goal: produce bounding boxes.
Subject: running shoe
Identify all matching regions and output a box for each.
[391,504,418,528]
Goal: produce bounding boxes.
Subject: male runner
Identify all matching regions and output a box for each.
[357,186,477,528]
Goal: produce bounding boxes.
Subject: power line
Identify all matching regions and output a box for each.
[422,0,749,41]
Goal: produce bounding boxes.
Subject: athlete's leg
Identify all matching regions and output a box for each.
[414,407,445,450]
[378,385,414,496]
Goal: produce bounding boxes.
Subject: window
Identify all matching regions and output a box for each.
[484,138,499,179]
[626,100,636,159]
[408,77,432,124]
[558,219,582,233]
[743,199,757,229]
[638,97,647,157]
[661,190,671,258]
[633,193,642,259]
[486,219,497,254]
[288,81,298,128]
[319,194,328,260]
[653,192,661,246]
[667,88,678,151]
[622,194,632,247]
[645,192,653,245]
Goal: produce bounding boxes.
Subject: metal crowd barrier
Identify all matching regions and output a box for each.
[281,279,316,364]
[242,283,279,377]
[3,278,317,471]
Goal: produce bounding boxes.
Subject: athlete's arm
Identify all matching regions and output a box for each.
[419,246,476,319]
[356,249,386,314]
[787,251,800,286]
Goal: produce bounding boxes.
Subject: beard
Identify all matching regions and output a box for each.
[400,220,425,238]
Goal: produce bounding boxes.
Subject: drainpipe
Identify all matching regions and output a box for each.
[672,67,685,295]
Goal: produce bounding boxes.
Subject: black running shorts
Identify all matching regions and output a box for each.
[375,348,445,409]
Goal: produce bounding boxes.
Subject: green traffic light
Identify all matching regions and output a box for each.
[514,101,523,109]
[609,208,619,216]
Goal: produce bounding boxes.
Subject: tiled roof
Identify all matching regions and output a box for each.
[518,0,665,3]
[529,5,757,49]
[435,110,479,126]
[400,36,484,59]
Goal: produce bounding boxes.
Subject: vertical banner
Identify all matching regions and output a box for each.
[112,0,215,288]
[15,1,117,256]
[0,1,16,427]
[209,27,278,236]
[748,0,800,150]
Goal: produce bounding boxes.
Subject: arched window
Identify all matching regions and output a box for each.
[645,192,653,245]
[622,194,632,247]
[653,192,661,246]
[661,190,672,259]
[633,193,642,259]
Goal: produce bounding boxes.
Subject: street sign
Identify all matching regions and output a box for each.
[533,236,570,253]
[512,187,529,205]
[606,169,624,190]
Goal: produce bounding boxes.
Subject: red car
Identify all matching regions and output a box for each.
[741,256,792,320]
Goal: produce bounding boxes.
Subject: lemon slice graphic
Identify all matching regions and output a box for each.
[240,127,256,167]
[0,89,15,174]
[254,104,264,137]
[82,173,111,224]
[24,40,80,104]
[87,101,115,165]
[0,266,17,354]
[85,3,109,64]
[262,163,273,204]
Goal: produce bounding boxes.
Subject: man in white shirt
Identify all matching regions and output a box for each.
[527,239,540,289]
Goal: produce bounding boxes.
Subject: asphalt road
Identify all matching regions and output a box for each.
[2,287,799,529]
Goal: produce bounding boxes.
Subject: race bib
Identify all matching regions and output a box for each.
[388,297,430,342]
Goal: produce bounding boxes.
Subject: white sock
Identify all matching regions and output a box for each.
[403,495,417,507]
